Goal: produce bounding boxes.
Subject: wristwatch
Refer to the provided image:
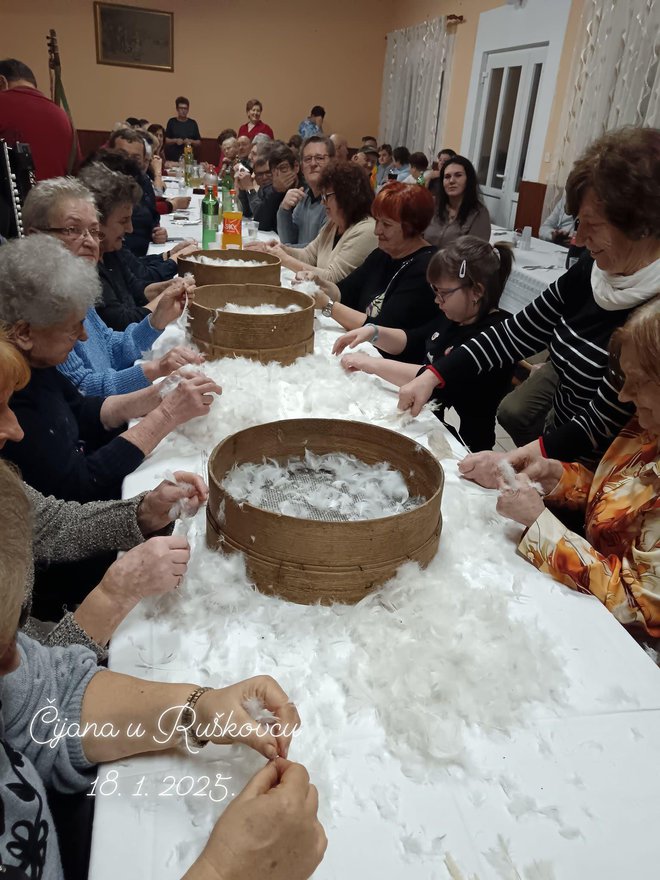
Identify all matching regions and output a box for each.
[180,685,213,749]
[322,298,335,317]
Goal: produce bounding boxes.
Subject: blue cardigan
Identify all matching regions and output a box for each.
[58,308,161,396]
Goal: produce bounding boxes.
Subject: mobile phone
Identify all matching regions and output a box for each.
[167,236,185,241]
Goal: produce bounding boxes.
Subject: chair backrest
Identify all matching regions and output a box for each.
[514,180,547,238]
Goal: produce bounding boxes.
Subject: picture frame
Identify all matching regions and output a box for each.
[94,2,174,72]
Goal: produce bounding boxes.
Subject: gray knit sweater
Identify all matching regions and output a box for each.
[23,484,148,660]
[0,634,100,879]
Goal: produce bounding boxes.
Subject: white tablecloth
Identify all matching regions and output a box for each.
[87,206,660,880]
[491,227,567,313]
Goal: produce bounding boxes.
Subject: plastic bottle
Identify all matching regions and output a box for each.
[201,185,219,250]
[221,189,243,250]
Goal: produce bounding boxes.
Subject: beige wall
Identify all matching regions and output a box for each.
[2,0,580,181]
[1,0,392,144]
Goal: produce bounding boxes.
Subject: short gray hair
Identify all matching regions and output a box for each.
[0,235,101,327]
[23,177,97,232]
[252,133,272,147]
[77,162,142,222]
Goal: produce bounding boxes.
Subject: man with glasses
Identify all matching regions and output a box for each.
[277,136,335,246]
[164,96,201,162]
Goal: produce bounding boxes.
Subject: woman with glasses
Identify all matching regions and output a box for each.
[0,235,221,504]
[254,161,377,282]
[333,237,515,451]
[497,297,660,635]
[22,177,202,396]
[397,127,660,474]
[308,182,438,341]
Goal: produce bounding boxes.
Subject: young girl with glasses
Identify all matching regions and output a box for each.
[333,236,515,451]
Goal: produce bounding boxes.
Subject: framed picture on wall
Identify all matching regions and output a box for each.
[94,2,174,72]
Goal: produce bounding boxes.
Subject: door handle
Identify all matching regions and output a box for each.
[495,173,505,178]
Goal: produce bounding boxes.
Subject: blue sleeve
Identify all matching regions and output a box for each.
[3,635,101,792]
[58,347,149,396]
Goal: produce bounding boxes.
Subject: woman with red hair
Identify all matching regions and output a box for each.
[312,183,437,352]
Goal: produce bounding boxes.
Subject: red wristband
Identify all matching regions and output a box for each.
[425,365,445,388]
[538,436,548,458]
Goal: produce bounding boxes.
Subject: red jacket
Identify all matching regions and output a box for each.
[0,86,81,181]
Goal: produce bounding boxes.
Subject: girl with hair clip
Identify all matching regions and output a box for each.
[333,236,515,451]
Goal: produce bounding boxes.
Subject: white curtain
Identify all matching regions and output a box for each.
[544,0,660,211]
[378,17,455,158]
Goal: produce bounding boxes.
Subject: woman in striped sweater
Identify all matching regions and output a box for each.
[398,127,660,481]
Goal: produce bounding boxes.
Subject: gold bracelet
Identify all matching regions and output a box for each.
[180,686,213,749]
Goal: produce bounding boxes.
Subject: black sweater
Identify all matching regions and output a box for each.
[1,368,144,502]
[426,256,636,461]
[338,246,438,362]
[407,309,513,452]
[97,250,152,330]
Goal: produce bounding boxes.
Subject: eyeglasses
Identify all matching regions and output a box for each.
[272,162,294,174]
[254,170,272,181]
[606,348,626,391]
[430,282,464,302]
[302,154,329,165]
[321,192,335,204]
[42,225,104,242]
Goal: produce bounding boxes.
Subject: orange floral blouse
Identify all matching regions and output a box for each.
[519,418,660,634]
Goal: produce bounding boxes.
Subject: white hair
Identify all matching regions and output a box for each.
[23,177,97,232]
[0,235,101,327]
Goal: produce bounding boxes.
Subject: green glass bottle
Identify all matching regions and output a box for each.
[201,185,219,250]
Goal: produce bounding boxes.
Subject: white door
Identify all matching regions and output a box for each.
[471,46,546,227]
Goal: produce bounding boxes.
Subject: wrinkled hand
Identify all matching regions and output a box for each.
[170,196,192,211]
[150,276,195,330]
[281,187,306,211]
[398,370,439,417]
[137,470,209,533]
[340,353,375,374]
[458,450,507,488]
[273,169,299,193]
[159,372,222,426]
[243,239,275,252]
[168,242,199,262]
[332,325,373,356]
[496,478,546,527]
[98,536,191,608]
[190,759,326,880]
[306,275,339,310]
[153,346,204,378]
[195,675,300,759]
[152,226,168,244]
[519,457,564,496]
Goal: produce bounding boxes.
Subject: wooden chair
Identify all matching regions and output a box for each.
[514,180,547,238]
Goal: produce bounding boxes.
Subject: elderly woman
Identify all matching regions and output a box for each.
[77,161,192,330]
[0,328,207,657]
[23,177,203,396]
[0,236,221,503]
[311,182,438,349]
[238,98,275,141]
[400,127,660,471]
[256,161,377,283]
[497,298,660,635]
[0,460,326,879]
[425,155,491,248]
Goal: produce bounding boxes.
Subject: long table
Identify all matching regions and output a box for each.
[87,203,660,880]
[491,226,567,313]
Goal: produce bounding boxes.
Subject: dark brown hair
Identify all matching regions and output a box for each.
[318,160,374,227]
[246,98,263,112]
[427,236,514,321]
[565,126,660,240]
